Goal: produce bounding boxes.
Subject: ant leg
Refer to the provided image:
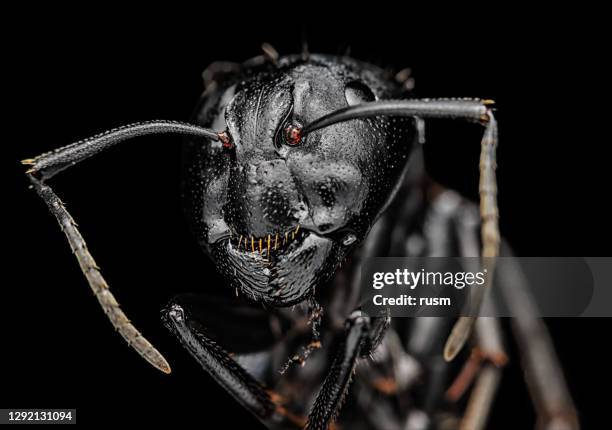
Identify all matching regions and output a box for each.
[305,311,387,430]
[496,243,579,429]
[161,298,277,421]
[456,315,507,430]
[201,61,241,89]
[361,312,391,358]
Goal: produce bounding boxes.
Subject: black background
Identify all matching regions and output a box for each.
[5,6,609,429]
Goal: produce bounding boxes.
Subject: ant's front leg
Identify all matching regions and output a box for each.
[305,311,390,430]
[162,294,286,424]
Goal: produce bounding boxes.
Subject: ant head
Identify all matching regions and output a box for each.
[184,54,416,305]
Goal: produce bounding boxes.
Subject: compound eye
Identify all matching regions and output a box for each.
[345,81,376,106]
[283,123,302,146]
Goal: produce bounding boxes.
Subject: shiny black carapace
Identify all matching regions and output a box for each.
[24,49,575,430]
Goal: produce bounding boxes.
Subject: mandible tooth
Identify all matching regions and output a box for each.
[292,224,300,240]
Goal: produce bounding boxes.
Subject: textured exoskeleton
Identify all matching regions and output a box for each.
[23,50,578,430]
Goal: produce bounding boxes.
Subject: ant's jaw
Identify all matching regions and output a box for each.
[227,225,305,258]
[210,227,343,307]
